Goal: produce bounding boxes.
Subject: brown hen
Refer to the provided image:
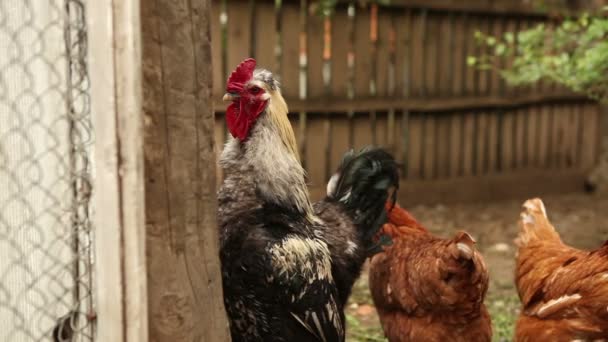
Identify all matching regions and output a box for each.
[369,202,492,342]
[515,198,608,341]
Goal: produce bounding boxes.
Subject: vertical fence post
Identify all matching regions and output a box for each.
[89,0,148,341]
[91,0,230,340]
[140,0,231,340]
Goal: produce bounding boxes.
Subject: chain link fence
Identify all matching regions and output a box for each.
[0,1,95,341]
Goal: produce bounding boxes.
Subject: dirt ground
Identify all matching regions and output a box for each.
[345,193,608,342]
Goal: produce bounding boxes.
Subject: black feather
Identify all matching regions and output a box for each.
[329,147,399,245]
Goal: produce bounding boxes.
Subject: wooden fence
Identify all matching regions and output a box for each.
[212,0,601,204]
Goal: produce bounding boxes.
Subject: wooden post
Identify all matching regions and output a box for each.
[140,0,231,341]
[90,0,229,340]
[89,0,148,341]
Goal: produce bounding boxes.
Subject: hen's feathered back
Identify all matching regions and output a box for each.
[369,203,492,342]
[515,198,608,341]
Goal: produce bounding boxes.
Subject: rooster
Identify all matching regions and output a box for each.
[369,203,491,342]
[218,58,399,341]
[515,198,608,341]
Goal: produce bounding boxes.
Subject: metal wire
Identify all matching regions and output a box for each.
[0,0,95,341]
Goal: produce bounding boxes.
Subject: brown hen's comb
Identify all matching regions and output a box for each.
[226,58,256,94]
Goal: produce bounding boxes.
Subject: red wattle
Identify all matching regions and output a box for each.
[226,98,268,141]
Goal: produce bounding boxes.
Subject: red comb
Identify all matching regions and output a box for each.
[226,58,256,93]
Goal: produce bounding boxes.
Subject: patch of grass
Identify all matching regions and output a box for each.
[346,313,387,342]
[487,294,520,342]
[348,275,374,305]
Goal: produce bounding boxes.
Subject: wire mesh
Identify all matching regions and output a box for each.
[0,1,95,341]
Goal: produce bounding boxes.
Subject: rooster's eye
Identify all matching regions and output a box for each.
[250,86,262,94]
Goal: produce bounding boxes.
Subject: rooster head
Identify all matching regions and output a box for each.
[223,58,281,141]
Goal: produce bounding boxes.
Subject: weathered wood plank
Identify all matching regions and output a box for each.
[436,115,451,178]
[89,0,149,340]
[254,2,276,69]
[334,0,597,17]
[537,105,551,167]
[448,113,462,177]
[526,105,540,166]
[355,8,371,97]
[213,92,587,113]
[487,112,499,173]
[475,112,487,175]
[281,4,300,98]
[500,110,514,171]
[514,107,526,168]
[462,112,475,176]
[580,103,600,169]
[227,1,251,73]
[305,116,330,187]
[407,114,423,179]
[211,2,223,97]
[307,11,324,98]
[393,169,588,206]
[422,115,436,179]
[141,0,231,340]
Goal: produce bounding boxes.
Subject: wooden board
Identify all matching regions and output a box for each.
[489,17,504,95]
[435,115,451,178]
[407,114,423,179]
[536,105,550,167]
[281,5,300,98]
[580,103,600,169]
[437,13,454,96]
[424,12,439,97]
[331,10,350,97]
[376,10,391,97]
[89,0,149,340]
[462,112,475,176]
[463,15,477,96]
[449,113,463,177]
[253,1,274,69]
[393,169,589,206]
[452,13,467,95]
[500,110,514,171]
[395,10,412,97]
[307,11,324,98]
[355,9,372,97]
[475,111,487,175]
[227,1,252,75]
[141,0,231,341]
[550,104,564,168]
[514,107,526,168]
[410,10,426,97]
[487,111,499,173]
[422,114,436,179]
[211,2,223,97]
[526,105,540,167]
[329,116,351,173]
[305,115,329,187]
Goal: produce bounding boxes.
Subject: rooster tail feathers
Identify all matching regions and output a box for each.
[327,147,399,251]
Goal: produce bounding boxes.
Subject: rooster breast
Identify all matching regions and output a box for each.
[219,203,344,342]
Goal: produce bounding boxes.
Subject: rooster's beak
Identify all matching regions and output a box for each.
[223,93,239,102]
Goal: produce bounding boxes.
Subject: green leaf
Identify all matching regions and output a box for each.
[495,43,506,56]
[467,56,477,66]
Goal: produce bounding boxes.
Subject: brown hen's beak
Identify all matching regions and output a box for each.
[223,93,239,102]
